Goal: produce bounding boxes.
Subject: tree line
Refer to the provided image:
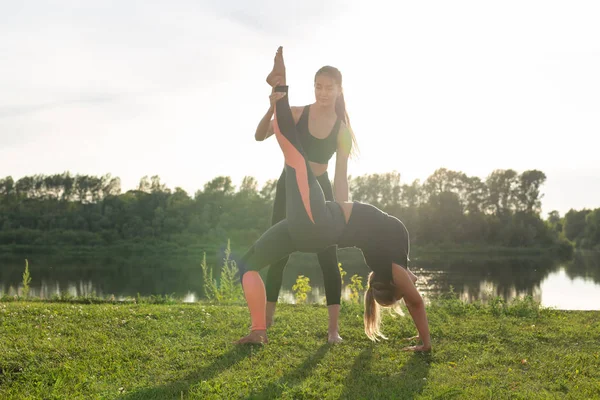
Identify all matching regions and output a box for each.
[0,168,597,253]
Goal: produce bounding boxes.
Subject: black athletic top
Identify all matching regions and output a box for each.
[337,202,410,284]
[296,105,341,164]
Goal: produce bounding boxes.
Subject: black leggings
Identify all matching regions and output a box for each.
[265,168,341,305]
[238,86,346,288]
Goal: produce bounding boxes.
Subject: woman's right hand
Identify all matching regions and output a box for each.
[269,90,286,108]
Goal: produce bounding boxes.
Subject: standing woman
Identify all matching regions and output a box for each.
[254,63,358,343]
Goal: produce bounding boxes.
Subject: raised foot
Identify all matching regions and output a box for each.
[266,46,286,87]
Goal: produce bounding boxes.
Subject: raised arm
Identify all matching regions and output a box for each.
[333,123,352,201]
[255,90,303,141]
[254,91,276,141]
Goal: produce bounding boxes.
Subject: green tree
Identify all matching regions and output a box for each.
[563,209,590,244]
[486,169,519,216]
[516,170,546,214]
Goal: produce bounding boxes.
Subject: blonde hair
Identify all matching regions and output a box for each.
[364,272,404,341]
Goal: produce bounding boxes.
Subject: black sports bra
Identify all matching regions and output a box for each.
[296,105,341,164]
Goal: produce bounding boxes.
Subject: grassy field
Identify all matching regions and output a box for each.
[1,297,599,399]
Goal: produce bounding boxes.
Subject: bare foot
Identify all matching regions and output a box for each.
[402,344,431,352]
[266,46,286,87]
[327,305,342,344]
[328,333,343,344]
[403,335,420,341]
[235,330,268,345]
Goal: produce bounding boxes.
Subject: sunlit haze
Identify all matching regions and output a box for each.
[1,1,598,216]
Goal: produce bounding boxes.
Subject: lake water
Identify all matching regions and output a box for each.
[1,250,599,311]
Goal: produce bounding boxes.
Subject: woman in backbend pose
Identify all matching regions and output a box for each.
[236,47,431,352]
[255,60,357,344]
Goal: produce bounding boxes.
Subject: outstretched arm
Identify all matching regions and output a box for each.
[333,124,351,201]
[392,263,431,351]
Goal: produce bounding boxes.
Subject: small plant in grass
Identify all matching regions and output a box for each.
[338,263,347,286]
[51,291,75,302]
[348,274,363,303]
[200,239,243,302]
[149,294,178,304]
[22,259,32,298]
[490,296,505,317]
[506,295,541,318]
[217,239,243,301]
[201,252,218,301]
[292,275,311,304]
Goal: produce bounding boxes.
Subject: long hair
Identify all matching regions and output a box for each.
[364,272,404,341]
[315,66,359,159]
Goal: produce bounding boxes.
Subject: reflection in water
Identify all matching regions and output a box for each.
[540,268,600,310]
[182,292,197,303]
[0,255,206,299]
[1,251,599,310]
[411,256,557,305]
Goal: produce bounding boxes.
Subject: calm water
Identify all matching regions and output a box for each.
[1,250,599,311]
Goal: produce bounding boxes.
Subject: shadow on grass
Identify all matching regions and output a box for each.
[338,346,432,400]
[118,342,429,400]
[243,343,331,399]
[118,345,256,400]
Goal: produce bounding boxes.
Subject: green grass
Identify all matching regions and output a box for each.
[1,298,599,399]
